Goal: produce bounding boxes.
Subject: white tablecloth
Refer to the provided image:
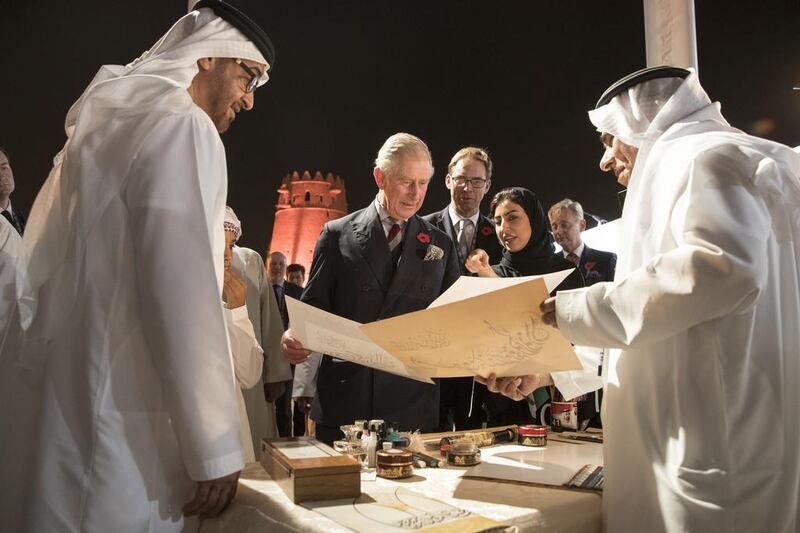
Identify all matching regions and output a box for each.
[201,440,602,532]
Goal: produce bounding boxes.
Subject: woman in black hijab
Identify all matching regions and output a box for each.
[467,187,584,291]
[467,187,590,427]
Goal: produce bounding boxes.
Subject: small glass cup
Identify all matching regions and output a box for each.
[333,439,368,466]
[339,424,362,441]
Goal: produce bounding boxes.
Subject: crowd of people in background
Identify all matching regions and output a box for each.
[1,1,799,532]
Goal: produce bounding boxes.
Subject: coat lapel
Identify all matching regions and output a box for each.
[579,245,592,268]
[474,214,496,254]
[439,207,457,243]
[379,216,426,317]
[350,205,392,291]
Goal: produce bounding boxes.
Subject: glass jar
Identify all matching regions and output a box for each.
[333,439,368,466]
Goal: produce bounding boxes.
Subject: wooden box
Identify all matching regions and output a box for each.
[260,437,361,503]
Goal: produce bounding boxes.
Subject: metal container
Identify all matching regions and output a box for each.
[518,425,548,447]
[447,443,481,467]
[376,448,414,479]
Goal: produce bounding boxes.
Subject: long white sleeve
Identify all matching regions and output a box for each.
[551,346,604,401]
[224,305,264,390]
[557,148,769,350]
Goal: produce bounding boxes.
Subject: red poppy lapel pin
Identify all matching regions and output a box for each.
[416,232,431,244]
[480,225,493,236]
[584,261,596,271]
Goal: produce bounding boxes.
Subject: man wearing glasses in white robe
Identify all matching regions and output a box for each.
[0,1,277,531]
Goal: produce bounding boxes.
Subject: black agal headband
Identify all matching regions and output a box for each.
[596,66,690,108]
[192,0,275,71]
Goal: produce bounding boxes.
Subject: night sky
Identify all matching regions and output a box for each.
[3,1,799,253]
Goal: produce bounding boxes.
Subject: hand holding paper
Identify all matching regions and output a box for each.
[281,329,311,364]
[540,296,558,328]
[476,372,554,401]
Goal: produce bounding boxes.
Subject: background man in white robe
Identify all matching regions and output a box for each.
[498,66,800,532]
[226,207,292,457]
[222,206,268,464]
[0,2,277,531]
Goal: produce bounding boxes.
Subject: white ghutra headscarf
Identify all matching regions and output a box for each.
[11,7,268,338]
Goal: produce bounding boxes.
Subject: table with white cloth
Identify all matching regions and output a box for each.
[201,439,602,532]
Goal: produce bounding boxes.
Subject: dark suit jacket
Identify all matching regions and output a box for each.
[579,245,616,285]
[304,204,461,432]
[422,206,503,275]
[274,281,303,330]
[284,281,303,300]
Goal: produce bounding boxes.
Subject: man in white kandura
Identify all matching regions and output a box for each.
[222,206,270,463]
[0,1,276,531]
[227,208,292,457]
[495,66,800,532]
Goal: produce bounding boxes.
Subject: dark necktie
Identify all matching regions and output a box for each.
[566,252,580,266]
[1,210,21,236]
[386,223,402,250]
[273,284,288,329]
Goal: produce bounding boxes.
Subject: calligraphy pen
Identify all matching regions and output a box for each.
[561,434,603,444]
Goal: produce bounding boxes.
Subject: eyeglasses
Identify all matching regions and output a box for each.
[451,176,488,189]
[235,58,262,93]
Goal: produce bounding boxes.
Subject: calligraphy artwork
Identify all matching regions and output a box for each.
[286,271,581,381]
[302,487,503,532]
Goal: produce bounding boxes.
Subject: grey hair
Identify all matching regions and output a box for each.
[548,198,584,221]
[373,132,433,178]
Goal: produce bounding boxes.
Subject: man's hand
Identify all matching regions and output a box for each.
[223,270,247,309]
[182,470,241,519]
[465,249,497,277]
[295,396,313,414]
[263,381,286,403]
[476,373,553,401]
[281,329,311,364]
[540,296,558,328]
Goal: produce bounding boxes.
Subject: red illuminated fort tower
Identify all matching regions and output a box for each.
[268,170,348,271]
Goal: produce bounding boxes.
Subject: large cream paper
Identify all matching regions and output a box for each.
[429,270,572,308]
[286,270,581,382]
[361,273,580,378]
[286,297,434,384]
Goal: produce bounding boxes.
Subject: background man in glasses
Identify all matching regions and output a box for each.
[0,2,276,531]
[548,198,616,286]
[423,146,503,430]
[286,263,306,287]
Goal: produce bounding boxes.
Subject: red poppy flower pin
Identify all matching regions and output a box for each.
[480,225,494,236]
[584,261,596,271]
[416,232,431,244]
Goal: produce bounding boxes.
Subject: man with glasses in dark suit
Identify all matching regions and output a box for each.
[423,146,503,430]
